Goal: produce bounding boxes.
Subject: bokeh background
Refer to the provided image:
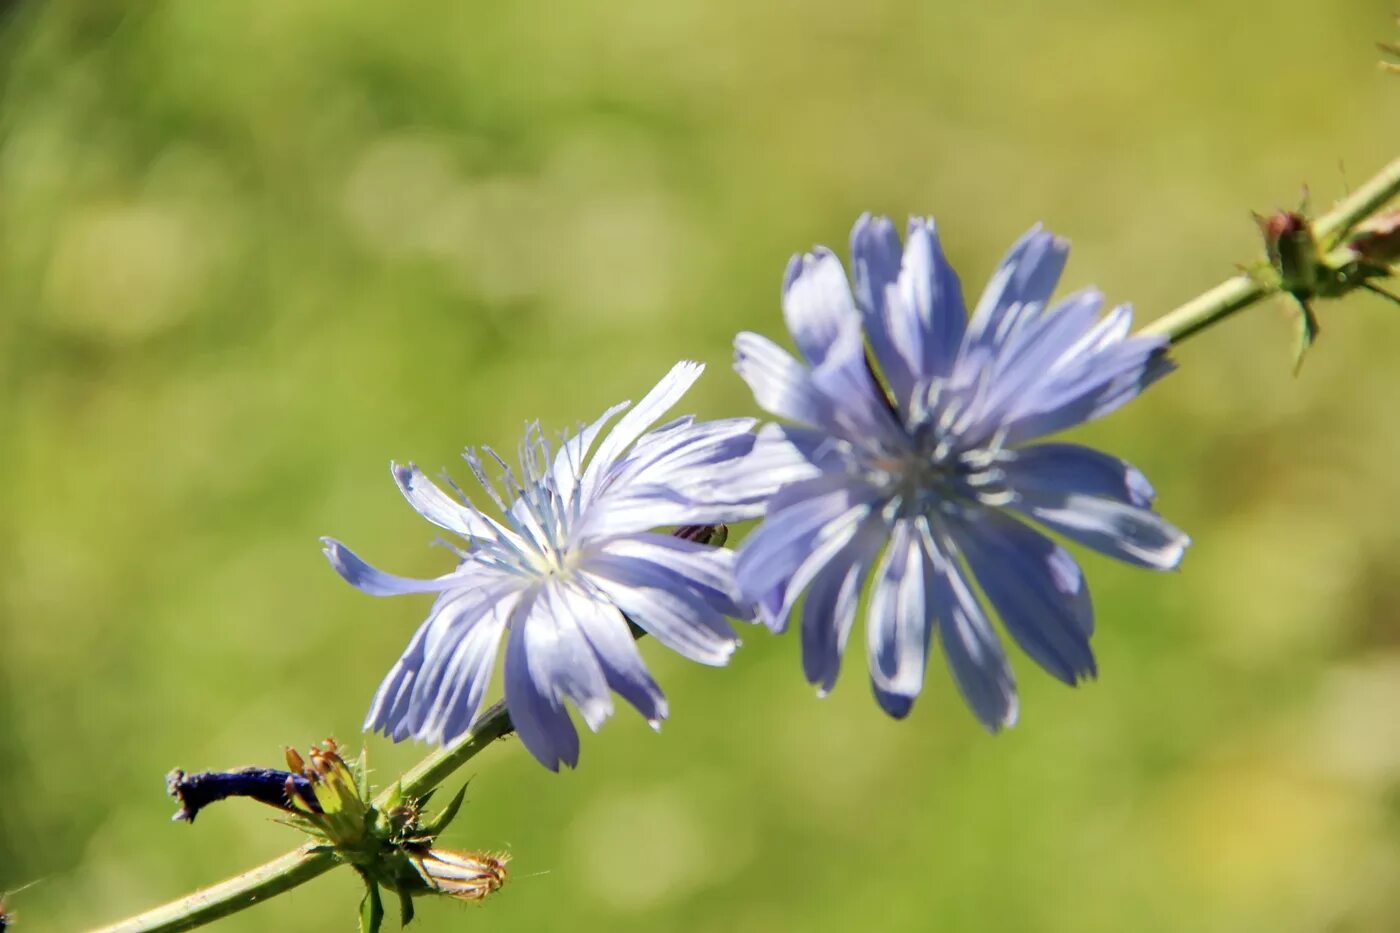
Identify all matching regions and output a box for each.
[3,1,1399,930]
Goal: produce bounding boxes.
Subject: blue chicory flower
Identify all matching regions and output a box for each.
[733,215,1190,728]
[324,362,767,770]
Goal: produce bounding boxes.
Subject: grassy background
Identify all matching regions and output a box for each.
[3,1,1400,930]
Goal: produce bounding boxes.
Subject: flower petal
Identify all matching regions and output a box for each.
[849,213,905,374]
[503,594,581,771]
[551,400,630,509]
[734,474,882,607]
[594,533,742,617]
[929,529,1019,730]
[965,225,1069,352]
[582,562,738,667]
[734,331,830,428]
[563,584,669,726]
[898,217,967,382]
[366,585,517,743]
[953,508,1096,684]
[1013,492,1190,571]
[580,360,703,501]
[321,538,470,597]
[759,497,882,635]
[535,583,614,732]
[782,247,862,367]
[1001,442,1155,509]
[800,513,885,693]
[866,518,934,717]
[391,463,502,543]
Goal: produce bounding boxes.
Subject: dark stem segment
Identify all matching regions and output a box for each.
[166,769,321,823]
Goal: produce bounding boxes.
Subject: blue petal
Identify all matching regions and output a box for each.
[972,290,1105,429]
[965,225,1069,352]
[898,217,967,381]
[580,360,704,503]
[321,538,467,597]
[866,519,934,717]
[929,536,1019,731]
[1002,316,1173,444]
[366,586,516,743]
[1013,492,1190,570]
[391,463,500,542]
[568,586,669,726]
[800,513,883,693]
[761,497,885,636]
[550,401,630,509]
[581,562,738,666]
[591,533,743,617]
[953,509,1096,684]
[536,584,614,732]
[503,595,581,772]
[734,474,881,611]
[849,213,907,390]
[733,331,830,428]
[1001,442,1155,508]
[781,248,862,367]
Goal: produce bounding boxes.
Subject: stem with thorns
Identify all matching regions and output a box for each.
[1141,155,1400,343]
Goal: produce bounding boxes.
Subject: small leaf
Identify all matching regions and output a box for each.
[421,784,469,837]
[1291,296,1320,374]
[382,782,404,813]
[399,889,416,926]
[359,878,385,933]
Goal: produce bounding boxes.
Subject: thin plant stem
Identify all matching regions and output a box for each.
[88,157,1400,933]
[1141,155,1400,343]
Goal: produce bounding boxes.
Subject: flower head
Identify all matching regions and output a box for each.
[733,215,1189,727]
[324,362,768,770]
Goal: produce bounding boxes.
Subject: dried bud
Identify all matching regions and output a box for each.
[410,848,509,902]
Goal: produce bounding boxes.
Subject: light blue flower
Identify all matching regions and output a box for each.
[733,216,1189,728]
[324,362,768,770]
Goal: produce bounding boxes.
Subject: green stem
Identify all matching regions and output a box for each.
[88,849,338,933]
[86,703,515,933]
[1140,155,1400,343]
[87,159,1400,932]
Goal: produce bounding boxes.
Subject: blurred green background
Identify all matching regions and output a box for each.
[3,1,1400,930]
